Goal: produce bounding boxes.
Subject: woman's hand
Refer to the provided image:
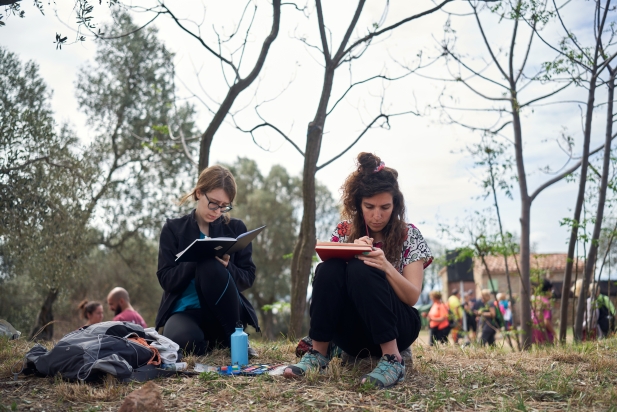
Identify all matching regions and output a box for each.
[356,248,393,273]
[354,236,373,246]
[215,254,230,268]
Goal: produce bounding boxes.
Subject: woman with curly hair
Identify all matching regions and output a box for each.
[284,152,432,388]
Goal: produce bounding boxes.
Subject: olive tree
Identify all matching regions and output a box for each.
[0,47,95,339]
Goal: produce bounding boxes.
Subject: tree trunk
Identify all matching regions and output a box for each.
[574,70,612,340]
[510,95,533,348]
[289,67,336,337]
[519,196,533,347]
[566,80,597,341]
[561,0,609,342]
[29,288,59,341]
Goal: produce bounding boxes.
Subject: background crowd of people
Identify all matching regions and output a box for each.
[422,279,616,347]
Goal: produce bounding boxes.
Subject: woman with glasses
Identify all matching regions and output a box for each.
[154,165,259,355]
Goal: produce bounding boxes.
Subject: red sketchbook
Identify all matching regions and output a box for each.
[315,241,372,262]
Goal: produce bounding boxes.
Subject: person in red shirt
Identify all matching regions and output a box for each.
[107,287,147,328]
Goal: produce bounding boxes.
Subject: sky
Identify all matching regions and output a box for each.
[1,0,606,256]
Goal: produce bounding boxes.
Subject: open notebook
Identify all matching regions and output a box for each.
[175,225,266,262]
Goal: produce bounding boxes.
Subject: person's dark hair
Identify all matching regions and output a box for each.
[541,279,553,293]
[341,152,407,264]
[78,300,101,320]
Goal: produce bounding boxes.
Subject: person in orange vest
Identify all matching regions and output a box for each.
[428,291,450,346]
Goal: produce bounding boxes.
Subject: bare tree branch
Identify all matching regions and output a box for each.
[530,135,617,201]
[444,47,510,90]
[97,12,161,40]
[508,2,520,82]
[235,4,258,73]
[197,0,281,171]
[332,0,366,63]
[552,0,592,64]
[342,0,454,60]
[457,77,513,101]
[315,0,331,62]
[515,20,536,84]
[236,121,304,156]
[520,81,573,108]
[470,1,509,82]
[159,3,240,80]
[327,72,411,116]
[316,110,418,170]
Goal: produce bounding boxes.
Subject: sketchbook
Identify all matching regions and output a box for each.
[175,225,266,262]
[315,241,373,262]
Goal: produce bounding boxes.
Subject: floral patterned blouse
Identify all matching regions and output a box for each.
[330,221,433,273]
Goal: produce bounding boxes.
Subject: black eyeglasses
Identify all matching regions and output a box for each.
[204,193,233,213]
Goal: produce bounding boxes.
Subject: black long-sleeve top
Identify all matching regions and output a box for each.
[154,210,259,330]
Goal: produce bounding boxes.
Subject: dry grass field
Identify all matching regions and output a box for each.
[1,333,617,411]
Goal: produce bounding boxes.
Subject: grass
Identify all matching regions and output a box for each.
[1,334,617,411]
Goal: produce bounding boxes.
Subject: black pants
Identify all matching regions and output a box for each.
[466,312,477,332]
[481,325,496,346]
[430,326,450,346]
[598,306,610,336]
[309,258,421,358]
[163,258,242,355]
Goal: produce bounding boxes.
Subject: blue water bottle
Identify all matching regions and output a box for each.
[231,323,248,367]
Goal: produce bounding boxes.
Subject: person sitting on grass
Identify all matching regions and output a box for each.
[154,165,259,356]
[284,152,433,389]
[78,300,104,327]
[107,287,147,328]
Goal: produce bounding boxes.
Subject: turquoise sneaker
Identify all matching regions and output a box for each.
[283,349,329,379]
[361,354,405,389]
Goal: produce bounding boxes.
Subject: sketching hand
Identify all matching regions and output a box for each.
[354,236,374,246]
[216,254,230,268]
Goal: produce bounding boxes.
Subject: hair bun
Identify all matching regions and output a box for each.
[356,152,382,174]
[78,299,88,310]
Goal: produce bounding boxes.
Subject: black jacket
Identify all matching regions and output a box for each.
[154,210,259,331]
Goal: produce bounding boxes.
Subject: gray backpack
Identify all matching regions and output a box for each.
[23,321,177,382]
